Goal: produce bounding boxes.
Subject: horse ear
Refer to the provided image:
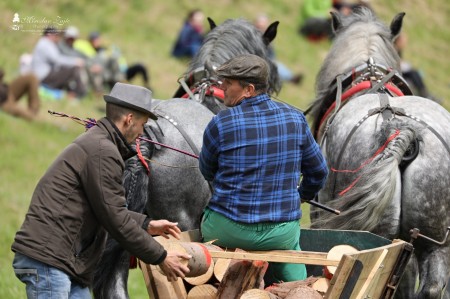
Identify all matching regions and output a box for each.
[390,12,405,40]
[262,21,279,45]
[207,17,217,30]
[330,11,342,33]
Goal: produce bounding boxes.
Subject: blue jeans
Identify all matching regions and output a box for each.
[12,252,91,299]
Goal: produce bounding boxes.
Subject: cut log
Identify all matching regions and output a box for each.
[324,245,358,279]
[186,284,218,299]
[184,260,215,286]
[214,257,232,282]
[265,276,318,298]
[240,288,282,299]
[216,252,269,299]
[312,277,330,294]
[284,285,322,299]
[202,243,225,263]
[158,241,212,277]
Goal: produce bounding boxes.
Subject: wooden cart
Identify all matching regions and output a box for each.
[139,229,413,299]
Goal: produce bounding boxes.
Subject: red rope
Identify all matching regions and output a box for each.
[135,139,150,175]
[318,81,404,133]
[332,129,400,174]
[334,129,401,196]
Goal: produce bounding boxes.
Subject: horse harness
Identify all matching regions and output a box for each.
[320,58,450,197]
[177,66,224,103]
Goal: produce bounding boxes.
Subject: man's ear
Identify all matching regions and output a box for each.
[244,84,256,97]
[124,113,133,126]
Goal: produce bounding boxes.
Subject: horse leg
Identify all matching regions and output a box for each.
[394,255,418,299]
[416,247,450,299]
[93,239,131,299]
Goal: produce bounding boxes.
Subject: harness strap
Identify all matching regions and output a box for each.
[327,93,407,197]
[178,77,196,100]
[144,124,161,150]
[155,113,200,157]
[402,113,450,157]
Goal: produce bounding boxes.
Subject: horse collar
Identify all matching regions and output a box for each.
[318,58,412,140]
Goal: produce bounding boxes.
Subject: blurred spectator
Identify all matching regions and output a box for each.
[74,31,150,90]
[298,0,334,41]
[31,26,86,99]
[254,14,303,85]
[0,69,40,121]
[394,32,441,103]
[171,9,205,59]
[333,0,374,16]
[58,26,104,94]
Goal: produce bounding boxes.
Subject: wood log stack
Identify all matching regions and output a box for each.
[139,231,358,299]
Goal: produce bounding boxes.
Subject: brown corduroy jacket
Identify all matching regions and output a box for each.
[12,117,166,286]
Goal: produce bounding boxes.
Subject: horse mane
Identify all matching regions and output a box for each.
[187,18,281,95]
[309,7,402,136]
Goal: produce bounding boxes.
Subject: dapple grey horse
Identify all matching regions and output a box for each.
[308,7,450,299]
[92,17,281,298]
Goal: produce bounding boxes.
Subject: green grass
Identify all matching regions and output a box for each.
[0,1,448,298]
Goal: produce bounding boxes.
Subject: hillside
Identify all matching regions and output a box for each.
[1,0,449,108]
[0,1,448,298]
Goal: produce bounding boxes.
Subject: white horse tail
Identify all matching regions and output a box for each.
[312,126,416,232]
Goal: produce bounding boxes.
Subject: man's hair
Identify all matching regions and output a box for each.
[238,80,268,94]
[106,103,148,122]
[43,25,58,36]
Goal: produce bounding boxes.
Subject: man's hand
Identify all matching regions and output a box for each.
[159,251,191,282]
[147,220,181,239]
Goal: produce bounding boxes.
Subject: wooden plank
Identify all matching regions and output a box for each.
[355,248,388,299]
[139,259,158,299]
[325,240,408,299]
[365,241,409,299]
[138,259,187,299]
[325,254,357,298]
[208,249,340,266]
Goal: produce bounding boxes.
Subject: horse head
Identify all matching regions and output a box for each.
[309,7,408,138]
[173,17,281,114]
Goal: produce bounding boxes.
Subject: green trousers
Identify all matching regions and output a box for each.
[201,207,306,285]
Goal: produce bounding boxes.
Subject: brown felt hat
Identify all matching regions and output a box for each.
[104,82,157,120]
[215,54,269,85]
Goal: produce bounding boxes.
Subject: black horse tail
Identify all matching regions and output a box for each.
[93,134,153,299]
[311,122,416,232]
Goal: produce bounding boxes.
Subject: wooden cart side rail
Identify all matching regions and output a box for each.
[208,249,341,267]
[324,239,409,299]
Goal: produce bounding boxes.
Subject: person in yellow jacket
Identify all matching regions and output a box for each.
[75,32,150,91]
[298,0,334,41]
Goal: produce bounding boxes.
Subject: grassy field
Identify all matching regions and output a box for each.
[0,0,448,298]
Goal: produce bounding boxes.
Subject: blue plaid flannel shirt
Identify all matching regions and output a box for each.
[199,94,328,223]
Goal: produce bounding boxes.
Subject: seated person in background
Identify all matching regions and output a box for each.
[298,0,334,41]
[0,69,40,121]
[254,14,303,85]
[75,31,150,90]
[394,32,441,103]
[31,26,86,99]
[58,26,104,94]
[171,9,205,59]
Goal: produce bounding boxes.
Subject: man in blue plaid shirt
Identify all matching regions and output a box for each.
[199,54,328,284]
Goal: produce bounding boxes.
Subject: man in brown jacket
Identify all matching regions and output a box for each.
[12,82,191,298]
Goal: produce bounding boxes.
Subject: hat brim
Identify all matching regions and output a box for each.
[104,95,158,120]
